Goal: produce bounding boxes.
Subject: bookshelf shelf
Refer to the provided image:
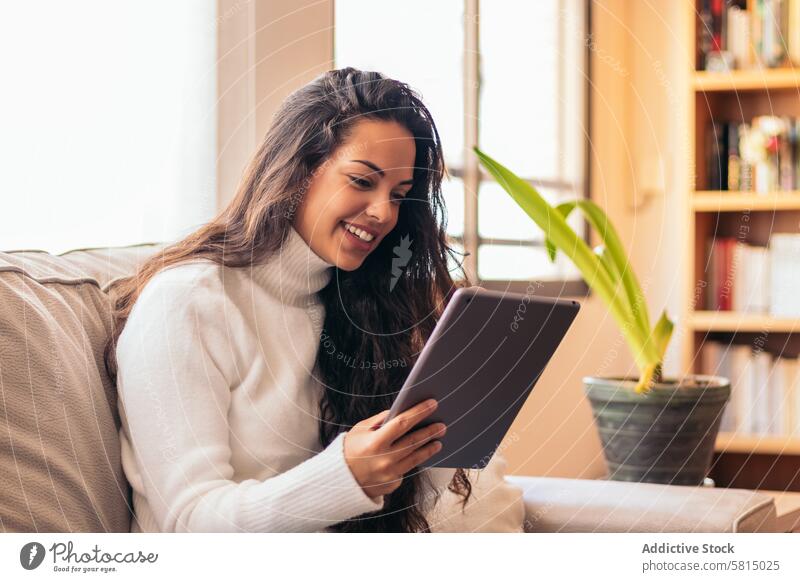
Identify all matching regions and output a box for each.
[689,311,800,333]
[715,432,800,455]
[693,191,800,211]
[694,68,800,92]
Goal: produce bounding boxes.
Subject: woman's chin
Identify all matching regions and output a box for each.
[332,254,365,271]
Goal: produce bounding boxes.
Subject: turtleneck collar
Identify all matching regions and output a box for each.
[250,225,335,307]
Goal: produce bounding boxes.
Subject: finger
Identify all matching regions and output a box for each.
[390,422,446,457]
[352,409,390,431]
[367,410,391,430]
[395,439,443,475]
[377,398,438,444]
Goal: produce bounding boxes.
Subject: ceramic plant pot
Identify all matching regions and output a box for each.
[583,375,731,485]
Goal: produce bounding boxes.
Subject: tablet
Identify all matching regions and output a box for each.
[381,286,580,469]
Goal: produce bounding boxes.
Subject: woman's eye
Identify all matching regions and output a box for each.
[349,176,371,188]
[391,193,407,204]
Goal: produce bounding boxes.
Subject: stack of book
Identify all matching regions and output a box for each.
[698,0,800,70]
[706,117,800,192]
[705,238,770,312]
[703,341,800,436]
[704,235,800,317]
[770,234,800,316]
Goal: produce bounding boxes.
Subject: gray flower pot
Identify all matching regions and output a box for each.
[583,375,731,485]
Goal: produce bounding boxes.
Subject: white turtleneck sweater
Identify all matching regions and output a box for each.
[116,225,525,533]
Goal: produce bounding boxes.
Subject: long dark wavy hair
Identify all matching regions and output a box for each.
[104,67,473,532]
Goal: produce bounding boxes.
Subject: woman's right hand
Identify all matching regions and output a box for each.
[343,398,447,498]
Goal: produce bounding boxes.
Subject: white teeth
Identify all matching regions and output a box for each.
[344,223,374,242]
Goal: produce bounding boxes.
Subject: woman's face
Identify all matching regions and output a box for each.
[293,119,416,271]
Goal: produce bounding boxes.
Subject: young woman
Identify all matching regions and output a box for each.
[105,67,523,533]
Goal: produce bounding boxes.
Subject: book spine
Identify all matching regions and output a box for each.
[706,237,717,310]
[707,122,727,190]
[790,0,800,65]
[753,350,772,434]
[780,117,794,190]
[712,238,722,310]
[753,0,765,67]
[733,241,745,312]
[728,123,741,190]
[712,0,725,53]
[723,238,734,310]
[793,118,800,189]
[732,345,753,434]
[769,234,800,316]
[699,0,714,69]
[792,358,800,435]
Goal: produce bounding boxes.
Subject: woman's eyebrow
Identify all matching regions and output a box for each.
[350,159,414,185]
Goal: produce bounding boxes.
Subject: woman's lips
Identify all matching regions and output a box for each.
[340,221,376,252]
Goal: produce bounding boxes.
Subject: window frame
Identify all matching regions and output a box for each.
[453,0,591,297]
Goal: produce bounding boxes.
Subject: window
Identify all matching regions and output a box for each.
[0,1,218,254]
[334,0,590,295]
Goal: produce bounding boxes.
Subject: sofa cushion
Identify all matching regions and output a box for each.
[0,243,163,532]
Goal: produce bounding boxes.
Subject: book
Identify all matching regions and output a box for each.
[727,5,752,68]
[700,0,800,69]
[769,234,800,317]
[704,340,737,432]
[706,239,771,312]
[731,344,755,434]
[751,349,773,434]
[738,245,770,313]
[787,358,800,436]
[707,121,729,190]
[704,115,800,191]
[791,0,800,65]
[727,123,741,190]
[779,116,795,190]
[704,343,800,437]
[771,356,796,435]
[699,0,714,70]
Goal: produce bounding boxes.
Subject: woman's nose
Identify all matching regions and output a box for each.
[364,190,394,224]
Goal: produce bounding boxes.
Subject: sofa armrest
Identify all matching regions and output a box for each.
[505,475,778,533]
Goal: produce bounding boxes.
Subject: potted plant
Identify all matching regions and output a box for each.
[473,147,730,486]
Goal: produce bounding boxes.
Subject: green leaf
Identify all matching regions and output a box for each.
[634,311,673,394]
[545,199,651,343]
[634,362,659,395]
[545,202,575,262]
[652,309,675,363]
[545,238,557,262]
[473,146,659,372]
[594,245,620,282]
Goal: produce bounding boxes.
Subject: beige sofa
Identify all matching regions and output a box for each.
[0,243,784,533]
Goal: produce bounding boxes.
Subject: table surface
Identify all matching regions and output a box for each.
[759,490,800,532]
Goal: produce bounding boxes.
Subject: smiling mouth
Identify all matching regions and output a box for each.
[340,221,377,251]
[342,221,376,241]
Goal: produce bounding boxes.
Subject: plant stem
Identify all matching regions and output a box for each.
[652,363,663,384]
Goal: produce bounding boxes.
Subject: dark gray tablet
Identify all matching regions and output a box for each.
[381,286,580,469]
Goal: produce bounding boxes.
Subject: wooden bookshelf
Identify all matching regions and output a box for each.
[685,2,800,491]
[716,432,800,455]
[693,191,800,211]
[689,311,800,333]
[694,68,800,92]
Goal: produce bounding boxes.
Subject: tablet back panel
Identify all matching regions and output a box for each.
[390,287,580,469]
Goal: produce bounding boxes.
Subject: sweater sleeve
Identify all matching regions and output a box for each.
[115,264,384,532]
